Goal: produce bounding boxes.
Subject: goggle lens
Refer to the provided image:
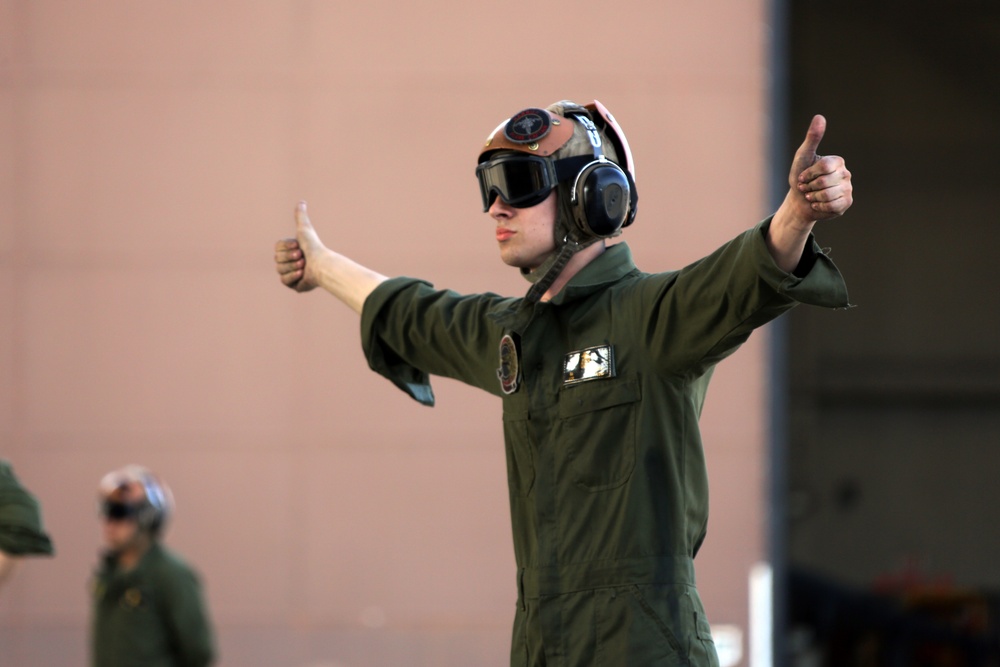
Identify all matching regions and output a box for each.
[476,155,556,211]
[101,500,139,521]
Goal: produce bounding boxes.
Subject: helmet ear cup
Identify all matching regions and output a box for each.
[571,161,636,238]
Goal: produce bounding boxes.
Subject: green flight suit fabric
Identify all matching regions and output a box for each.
[0,460,54,556]
[360,219,848,666]
[91,542,216,667]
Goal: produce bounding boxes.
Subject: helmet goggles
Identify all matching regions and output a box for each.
[476,152,590,211]
[100,499,141,522]
[476,153,556,211]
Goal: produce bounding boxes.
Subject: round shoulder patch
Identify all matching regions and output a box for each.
[496,333,520,395]
[503,108,551,144]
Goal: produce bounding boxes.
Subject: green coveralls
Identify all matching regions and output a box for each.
[0,460,54,556]
[361,219,849,666]
[91,542,216,667]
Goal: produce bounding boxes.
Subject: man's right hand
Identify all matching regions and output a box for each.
[274,201,322,292]
[273,201,388,313]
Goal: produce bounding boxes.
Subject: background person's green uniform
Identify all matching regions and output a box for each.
[91,541,215,667]
[0,459,54,556]
[361,219,848,666]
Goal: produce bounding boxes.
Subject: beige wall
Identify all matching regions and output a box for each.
[1,2,775,665]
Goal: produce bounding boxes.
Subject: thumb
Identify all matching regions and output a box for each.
[792,115,827,178]
[295,200,322,248]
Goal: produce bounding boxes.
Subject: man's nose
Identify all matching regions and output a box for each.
[489,195,513,218]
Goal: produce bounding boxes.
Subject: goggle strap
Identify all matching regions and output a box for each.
[552,155,594,184]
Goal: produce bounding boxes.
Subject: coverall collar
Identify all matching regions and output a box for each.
[490,242,638,332]
[545,242,637,306]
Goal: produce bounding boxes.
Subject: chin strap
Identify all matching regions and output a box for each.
[520,180,602,305]
[522,234,597,305]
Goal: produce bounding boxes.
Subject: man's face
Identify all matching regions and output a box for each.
[489,190,558,270]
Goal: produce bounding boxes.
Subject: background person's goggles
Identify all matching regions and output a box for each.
[100,500,141,521]
[476,154,591,211]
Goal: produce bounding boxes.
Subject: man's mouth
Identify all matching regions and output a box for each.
[496,228,514,242]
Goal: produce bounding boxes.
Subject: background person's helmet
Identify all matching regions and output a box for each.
[97,465,174,536]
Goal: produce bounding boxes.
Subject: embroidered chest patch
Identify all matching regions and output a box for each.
[563,344,615,385]
[497,333,521,395]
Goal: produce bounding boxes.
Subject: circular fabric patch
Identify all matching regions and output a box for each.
[497,334,520,395]
[503,108,551,144]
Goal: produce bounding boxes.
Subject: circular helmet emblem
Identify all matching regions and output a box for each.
[503,108,551,144]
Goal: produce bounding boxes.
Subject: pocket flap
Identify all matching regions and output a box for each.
[559,376,640,418]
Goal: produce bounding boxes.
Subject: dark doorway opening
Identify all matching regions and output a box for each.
[777,3,1000,665]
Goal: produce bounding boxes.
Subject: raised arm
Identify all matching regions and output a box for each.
[273,201,388,315]
[767,115,853,272]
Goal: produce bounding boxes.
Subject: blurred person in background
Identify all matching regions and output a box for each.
[0,459,54,591]
[90,464,215,667]
[273,100,853,666]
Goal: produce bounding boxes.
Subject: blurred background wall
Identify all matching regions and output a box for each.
[0,2,777,665]
[6,1,996,667]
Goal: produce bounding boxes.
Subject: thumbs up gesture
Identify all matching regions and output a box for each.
[273,201,326,293]
[788,115,853,223]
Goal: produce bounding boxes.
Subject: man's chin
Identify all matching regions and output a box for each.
[498,252,540,272]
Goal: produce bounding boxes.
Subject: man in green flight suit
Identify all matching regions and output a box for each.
[90,465,216,667]
[273,100,853,666]
[0,460,54,591]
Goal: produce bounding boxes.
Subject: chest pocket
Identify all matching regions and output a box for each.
[97,581,171,658]
[558,375,640,492]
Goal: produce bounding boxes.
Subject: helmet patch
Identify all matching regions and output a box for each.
[504,108,551,144]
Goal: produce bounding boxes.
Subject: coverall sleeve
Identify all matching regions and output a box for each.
[0,461,54,556]
[361,277,515,404]
[636,217,849,376]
